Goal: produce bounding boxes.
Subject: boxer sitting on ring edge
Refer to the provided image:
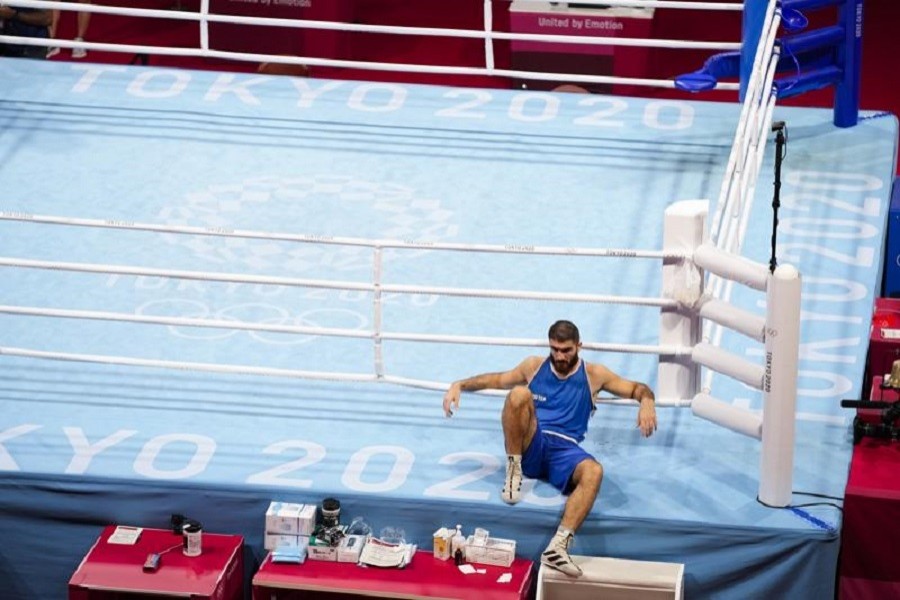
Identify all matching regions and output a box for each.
[442,319,657,577]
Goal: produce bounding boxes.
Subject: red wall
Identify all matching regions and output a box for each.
[54,1,900,170]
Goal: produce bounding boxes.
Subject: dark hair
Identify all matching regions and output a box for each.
[548,320,580,343]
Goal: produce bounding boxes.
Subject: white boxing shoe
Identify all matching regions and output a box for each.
[541,532,583,577]
[500,456,523,505]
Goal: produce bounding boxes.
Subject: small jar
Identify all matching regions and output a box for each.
[182,523,202,557]
[321,497,341,528]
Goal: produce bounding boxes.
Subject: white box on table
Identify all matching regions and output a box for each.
[464,535,516,567]
[297,503,316,535]
[264,533,306,551]
[265,501,305,535]
[337,534,366,562]
[307,543,339,561]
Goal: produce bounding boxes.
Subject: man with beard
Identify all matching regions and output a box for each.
[442,320,657,577]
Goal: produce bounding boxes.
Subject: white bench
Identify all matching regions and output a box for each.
[537,555,685,600]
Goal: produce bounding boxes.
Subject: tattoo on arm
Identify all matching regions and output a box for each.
[630,382,655,403]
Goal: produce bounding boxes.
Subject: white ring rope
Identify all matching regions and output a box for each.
[703,88,778,390]
[710,2,781,251]
[0,204,698,406]
[0,207,799,506]
[735,88,779,256]
[708,73,780,317]
[8,0,742,49]
[701,1,782,393]
[0,226,691,402]
[0,345,377,383]
[0,214,749,365]
[0,212,684,260]
[0,209,690,400]
[1,0,743,90]
[717,50,781,257]
[515,0,743,8]
[12,0,746,16]
[0,305,689,356]
[0,40,719,89]
[0,256,678,308]
[0,345,697,407]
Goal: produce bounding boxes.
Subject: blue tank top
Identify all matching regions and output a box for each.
[528,359,594,442]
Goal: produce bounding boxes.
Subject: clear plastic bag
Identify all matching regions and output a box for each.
[347,516,372,536]
[379,526,406,545]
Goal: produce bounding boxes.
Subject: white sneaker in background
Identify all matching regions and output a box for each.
[46,47,60,59]
[72,38,87,59]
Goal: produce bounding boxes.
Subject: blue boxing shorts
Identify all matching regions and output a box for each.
[521,422,595,495]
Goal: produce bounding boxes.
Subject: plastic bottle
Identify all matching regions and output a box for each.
[451,524,465,565]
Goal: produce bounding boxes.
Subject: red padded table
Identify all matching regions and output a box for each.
[207,1,351,60]
[252,549,534,600]
[68,525,243,599]
[839,377,900,599]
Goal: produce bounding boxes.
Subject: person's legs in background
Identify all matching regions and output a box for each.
[46,9,61,57]
[72,0,91,59]
[47,0,91,59]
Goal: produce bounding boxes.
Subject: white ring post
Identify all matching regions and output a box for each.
[658,200,707,404]
[758,264,801,507]
[373,247,385,380]
[199,0,210,52]
[483,0,495,71]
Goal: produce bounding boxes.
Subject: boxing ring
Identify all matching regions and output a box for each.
[0,1,898,598]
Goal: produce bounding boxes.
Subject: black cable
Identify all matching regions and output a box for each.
[794,491,843,502]
[769,121,787,273]
[779,122,789,161]
[791,501,844,513]
[756,494,843,514]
